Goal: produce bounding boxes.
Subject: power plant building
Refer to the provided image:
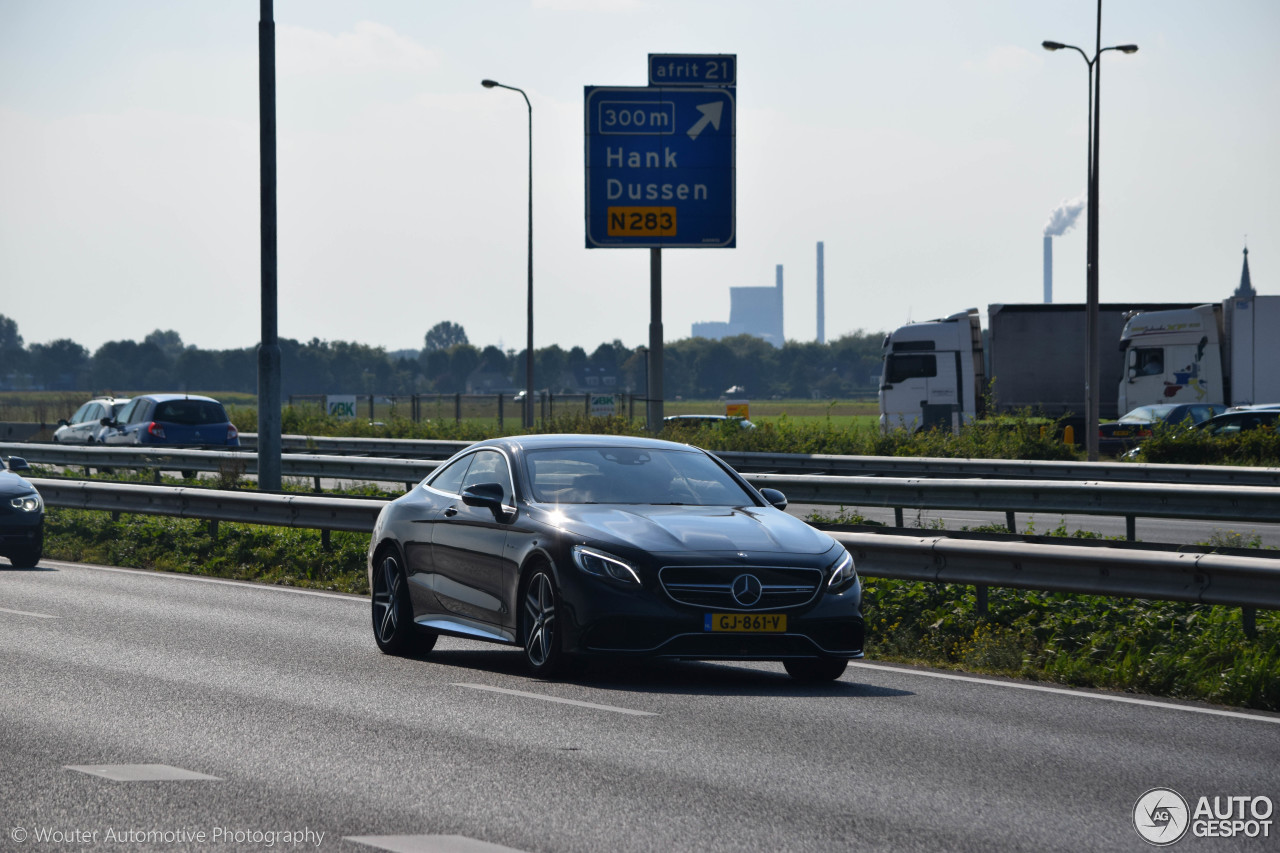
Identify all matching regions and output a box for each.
[692,265,785,347]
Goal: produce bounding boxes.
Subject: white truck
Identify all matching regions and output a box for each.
[879,302,1194,433]
[1117,294,1280,412]
[877,308,986,433]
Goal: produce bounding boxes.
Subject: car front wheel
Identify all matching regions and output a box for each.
[521,567,565,677]
[783,657,848,682]
[5,529,43,569]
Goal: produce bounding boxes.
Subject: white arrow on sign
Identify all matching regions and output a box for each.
[686,101,724,141]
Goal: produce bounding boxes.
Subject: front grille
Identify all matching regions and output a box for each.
[658,565,823,611]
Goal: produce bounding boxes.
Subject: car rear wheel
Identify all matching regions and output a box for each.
[521,567,565,677]
[783,657,848,682]
[371,550,435,656]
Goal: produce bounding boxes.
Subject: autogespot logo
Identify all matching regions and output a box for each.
[1134,788,1191,846]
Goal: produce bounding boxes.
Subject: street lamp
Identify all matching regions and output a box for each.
[481,78,535,429]
[1042,13,1138,462]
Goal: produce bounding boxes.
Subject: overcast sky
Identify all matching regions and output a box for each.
[2,0,1276,356]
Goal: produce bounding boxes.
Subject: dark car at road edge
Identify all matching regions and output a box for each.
[1,456,44,568]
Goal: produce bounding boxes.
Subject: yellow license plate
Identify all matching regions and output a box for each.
[705,613,787,633]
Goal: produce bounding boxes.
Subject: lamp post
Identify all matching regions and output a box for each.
[481,78,535,429]
[1043,6,1137,462]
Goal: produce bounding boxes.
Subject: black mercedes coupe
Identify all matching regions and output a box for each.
[367,434,864,681]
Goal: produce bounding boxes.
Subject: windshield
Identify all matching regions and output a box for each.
[153,400,229,425]
[524,446,755,506]
[1119,405,1175,422]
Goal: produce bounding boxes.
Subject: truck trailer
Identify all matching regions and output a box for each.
[879,302,1195,433]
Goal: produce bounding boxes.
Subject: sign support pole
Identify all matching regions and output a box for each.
[646,248,664,432]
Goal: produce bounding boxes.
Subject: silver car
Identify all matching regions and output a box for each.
[53,397,130,444]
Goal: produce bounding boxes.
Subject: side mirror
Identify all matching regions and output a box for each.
[461,482,506,512]
[758,487,788,510]
[57,418,69,427]
[6,456,31,473]
[100,417,118,428]
[1127,367,1136,381]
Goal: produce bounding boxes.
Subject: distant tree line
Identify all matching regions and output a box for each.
[0,316,884,400]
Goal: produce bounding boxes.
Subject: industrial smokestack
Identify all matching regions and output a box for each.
[776,264,784,346]
[816,242,825,344]
[1043,236,1052,303]
[1042,194,1084,303]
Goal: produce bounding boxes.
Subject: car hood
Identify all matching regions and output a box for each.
[0,473,38,500]
[540,504,835,555]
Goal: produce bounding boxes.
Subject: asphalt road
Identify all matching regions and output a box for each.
[1,561,1277,853]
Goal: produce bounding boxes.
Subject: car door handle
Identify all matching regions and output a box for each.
[444,506,459,517]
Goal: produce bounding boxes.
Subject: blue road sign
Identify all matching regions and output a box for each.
[584,85,735,248]
[648,54,736,87]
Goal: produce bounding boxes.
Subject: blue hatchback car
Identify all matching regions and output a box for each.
[100,393,240,447]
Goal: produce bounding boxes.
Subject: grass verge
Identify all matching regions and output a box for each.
[810,508,1280,712]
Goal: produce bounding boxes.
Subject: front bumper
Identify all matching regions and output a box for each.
[561,571,865,660]
[0,512,43,551]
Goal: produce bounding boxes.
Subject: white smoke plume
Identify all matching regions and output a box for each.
[1043,193,1086,237]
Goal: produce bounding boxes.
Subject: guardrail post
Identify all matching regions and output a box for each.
[455,394,461,423]
[976,585,988,617]
[1242,607,1257,640]
[1005,511,1016,533]
[321,528,331,551]
[498,394,504,431]
[1126,515,1136,542]
[894,507,904,527]
[209,519,219,541]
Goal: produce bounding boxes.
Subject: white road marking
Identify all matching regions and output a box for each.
[347,835,528,853]
[850,661,1280,725]
[454,682,658,717]
[65,763,222,781]
[0,606,57,619]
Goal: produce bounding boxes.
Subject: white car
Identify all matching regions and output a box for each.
[52,397,130,444]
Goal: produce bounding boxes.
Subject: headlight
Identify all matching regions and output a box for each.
[10,492,42,513]
[572,545,641,585]
[826,548,857,589]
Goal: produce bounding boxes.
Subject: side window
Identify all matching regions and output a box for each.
[427,454,473,496]
[86,403,104,422]
[462,450,512,505]
[129,399,154,424]
[115,399,141,424]
[71,403,92,423]
[886,353,937,384]
[1135,348,1163,376]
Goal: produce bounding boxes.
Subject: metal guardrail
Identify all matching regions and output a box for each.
[28,479,1279,613]
[234,433,1280,487]
[744,474,1280,524]
[827,529,1280,610]
[11,444,1280,532]
[31,479,382,533]
[5,444,433,486]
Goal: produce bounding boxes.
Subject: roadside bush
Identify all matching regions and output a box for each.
[1130,422,1280,467]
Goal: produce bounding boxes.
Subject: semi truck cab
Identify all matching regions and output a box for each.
[879,309,985,433]
[1118,305,1224,412]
